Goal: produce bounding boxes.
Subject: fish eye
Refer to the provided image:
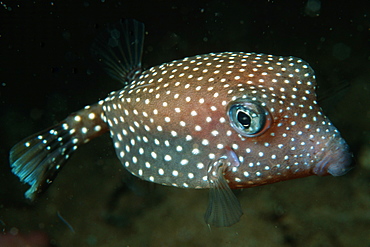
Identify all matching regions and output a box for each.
[227,100,272,137]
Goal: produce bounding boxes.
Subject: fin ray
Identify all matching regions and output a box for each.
[204,160,243,227]
[10,123,77,200]
[91,19,145,83]
[9,103,108,200]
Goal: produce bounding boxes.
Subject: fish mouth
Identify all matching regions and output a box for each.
[313,138,353,177]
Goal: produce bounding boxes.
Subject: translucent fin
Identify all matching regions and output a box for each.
[204,159,243,227]
[91,19,145,83]
[9,103,108,200]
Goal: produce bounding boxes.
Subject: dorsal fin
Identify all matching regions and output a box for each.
[91,19,145,84]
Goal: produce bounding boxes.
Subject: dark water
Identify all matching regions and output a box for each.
[1,1,369,246]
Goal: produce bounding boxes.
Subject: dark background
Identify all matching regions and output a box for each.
[0,1,369,246]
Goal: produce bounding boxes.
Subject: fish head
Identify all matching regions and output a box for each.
[208,53,353,188]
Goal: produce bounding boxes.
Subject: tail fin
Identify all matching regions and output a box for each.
[9,103,108,200]
[91,19,145,83]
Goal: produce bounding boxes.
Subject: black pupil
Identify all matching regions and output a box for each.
[237,111,251,129]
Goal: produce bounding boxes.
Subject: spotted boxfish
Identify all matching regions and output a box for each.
[9,19,353,227]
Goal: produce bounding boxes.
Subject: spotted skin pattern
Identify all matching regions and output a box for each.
[9,20,352,227]
[103,52,351,190]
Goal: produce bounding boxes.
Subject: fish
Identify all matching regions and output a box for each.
[9,19,353,227]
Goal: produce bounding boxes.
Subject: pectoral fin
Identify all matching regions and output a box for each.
[204,158,243,227]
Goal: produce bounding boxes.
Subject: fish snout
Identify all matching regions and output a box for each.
[313,138,353,177]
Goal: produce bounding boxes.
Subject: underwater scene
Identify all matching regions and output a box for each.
[1,1,369,246]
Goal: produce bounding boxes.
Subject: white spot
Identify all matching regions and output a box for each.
[88,113,95,120]
[197,163,204,169]
[132,156,138,164]
[151,152,157,159]
[171,130,177,137]
[74,115,81,122]
[211,130,219,136]
[158,168,164,175]
[80,127,88,134]
[181,159,189,165]
[164,155,172,161]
